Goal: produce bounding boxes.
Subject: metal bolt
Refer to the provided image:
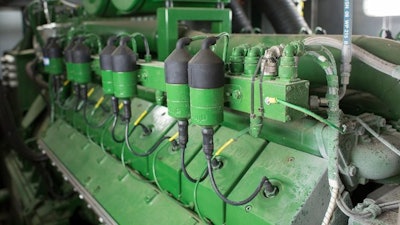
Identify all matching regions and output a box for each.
[232,90,241,99]
[245,205,252,212]
[98,217,104,223]
[63,176,68,181]
[79,194,84,199]
[287,157,295,162]
[51,162,56,167]
[87,204,91,209]
[348,166,357,177]
[286,86,292,91]
[264,186,278,198]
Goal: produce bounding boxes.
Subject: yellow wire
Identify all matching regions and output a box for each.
[168,132,179,142]
[118,102,124,110]
[87,87,95,97]
[94,96,105,109]
[134,110,148,126]
[214,138,235,156]
[63,80,70,86]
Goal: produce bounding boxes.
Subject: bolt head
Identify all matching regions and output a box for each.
[348,166,357,177]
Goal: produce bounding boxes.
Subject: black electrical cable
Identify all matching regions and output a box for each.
[259,64,265,116]
[206,159,269,206]
[110,114,142,143]
[111,115,125,143]
[73,84,81,111]
[55,91,74,110]
[125,122,170,157]
[181,147,209,183]
[131,32,151,58]
[250,57,264,115]
[82,100,112,129]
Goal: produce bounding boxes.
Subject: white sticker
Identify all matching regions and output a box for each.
[43,57,50,66]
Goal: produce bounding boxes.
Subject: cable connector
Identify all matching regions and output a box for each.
[178,120,189,149]
[122,99,131,122]
[111,96,119,115]
[263,178,278,198]
[264,97,277,105]
[202,127,214,160]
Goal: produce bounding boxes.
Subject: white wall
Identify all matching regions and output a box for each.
[317,0,400,36]
[0,8,23,78]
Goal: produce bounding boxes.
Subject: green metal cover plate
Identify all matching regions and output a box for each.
[226,142,329,225]
[263,79,309,122]
[181,126,267,225]
[152,123,204,199]
[105,101,176,179]
[40,119,205,225]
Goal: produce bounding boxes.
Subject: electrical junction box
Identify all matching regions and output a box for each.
[263,78,309,122]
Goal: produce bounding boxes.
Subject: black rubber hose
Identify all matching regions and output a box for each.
[181,147,209,183]
[0,85,47,161]
[229,0,253,33]
[261,0,311,34]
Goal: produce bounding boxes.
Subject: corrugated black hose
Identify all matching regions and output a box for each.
[261,0,311,34]
[229,0,254,33]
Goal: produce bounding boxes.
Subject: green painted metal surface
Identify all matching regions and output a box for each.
[165,84,190,120]
[263,79,309,122]
[153,123,203,199]
[73,62,92,84]
[100,69,114,95]
[82,0,117,16]
[226,142,329,225]
[137,61,166,91]
[123,105,176,178]
[113,71,137,98]
[181,126,266,224]
[40,119,206,225]
[111,0,164,14]
[190,87,224,126]
[157,7,231,60]
[47,58,64,76]
[66,62,76,82]
[7,1,400,224]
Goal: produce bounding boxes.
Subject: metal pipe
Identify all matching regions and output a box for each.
[339,0,353,99]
